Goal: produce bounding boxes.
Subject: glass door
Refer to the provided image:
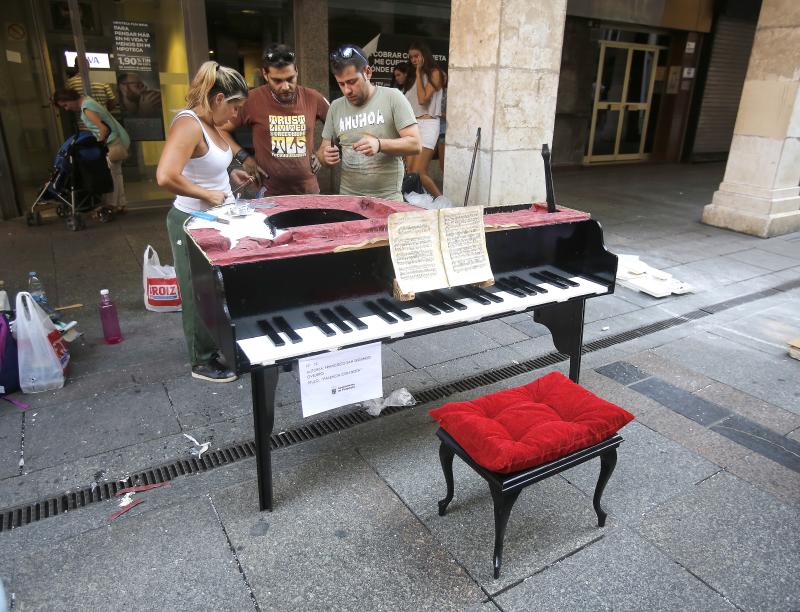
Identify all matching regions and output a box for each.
[585,42,660,163]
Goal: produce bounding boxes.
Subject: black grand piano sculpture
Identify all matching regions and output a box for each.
[186,146,618,511]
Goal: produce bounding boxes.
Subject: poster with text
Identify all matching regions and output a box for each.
[113,20,165,140]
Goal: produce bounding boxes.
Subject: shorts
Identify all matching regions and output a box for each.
[417,117,440,150]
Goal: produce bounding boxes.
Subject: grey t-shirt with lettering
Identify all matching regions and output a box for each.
[322,86,417,201]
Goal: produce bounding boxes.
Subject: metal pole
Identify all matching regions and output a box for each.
[463,127,481,207]
[67,0,90,96]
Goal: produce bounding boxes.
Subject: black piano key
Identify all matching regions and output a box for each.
[541,270,579,287]
[506,275,536,295]
[414,295,441,315]
[432,290,468,311]
[530,271,569,289]
[365,300,398,324]
[456,286,491,305]
[273,316,303,344]
[495,278,527,298]
[257,319,285,347]
[334,305,368,330]
[473,286,504,303]
[321,308,353,333]
[377,298,412,322]
[425,293,454,313]
[305,311,336,337]
[511,275,548,294]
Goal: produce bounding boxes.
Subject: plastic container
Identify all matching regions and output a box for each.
[0,280,10,314]
[28,272,52,313]
[98,289,123,344]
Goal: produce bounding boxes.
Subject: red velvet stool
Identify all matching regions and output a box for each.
[429,371,634,578]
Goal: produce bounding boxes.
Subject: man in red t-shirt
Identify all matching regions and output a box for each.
[225,44,330,195]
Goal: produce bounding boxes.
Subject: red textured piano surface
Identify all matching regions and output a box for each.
[186,195,591,267]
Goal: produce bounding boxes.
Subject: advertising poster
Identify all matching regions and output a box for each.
[112,20,164,140]
[360,34,449,89]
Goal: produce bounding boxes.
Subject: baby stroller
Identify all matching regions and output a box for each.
[27,131,115,231]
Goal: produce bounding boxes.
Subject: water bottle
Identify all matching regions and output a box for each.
[28,272,53,313]
[98,289,123,344]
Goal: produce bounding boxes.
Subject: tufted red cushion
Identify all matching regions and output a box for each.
[429,372,634,474]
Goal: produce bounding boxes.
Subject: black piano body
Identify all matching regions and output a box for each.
[186,197,617,511]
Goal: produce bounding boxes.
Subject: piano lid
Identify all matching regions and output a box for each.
[185,194,591,267]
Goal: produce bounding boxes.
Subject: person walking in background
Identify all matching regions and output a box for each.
[52,88,130,214]
[156,62,251,383]
[65,66,119,124]
[223,43,329,195]
[404,40,445,198]
[318,44,420,201]
[390,62,410,90]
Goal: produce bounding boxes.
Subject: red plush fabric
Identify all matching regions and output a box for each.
[429,372,634,474]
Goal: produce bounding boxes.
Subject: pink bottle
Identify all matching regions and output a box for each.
[98,289,123,344]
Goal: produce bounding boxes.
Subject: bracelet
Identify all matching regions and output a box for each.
[376,138,381,153]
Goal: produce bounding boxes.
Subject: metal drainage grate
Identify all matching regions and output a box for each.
[0,280,789,532]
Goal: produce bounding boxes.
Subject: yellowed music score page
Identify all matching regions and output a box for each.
[388,210,449,295]
[439,206,494,287]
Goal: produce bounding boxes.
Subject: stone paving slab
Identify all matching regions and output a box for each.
[5,496,254,611]
[584,294,641,324]
[726,247,799,271]
[493,527,736,612]
[422,345,525,383]
[0,409,21,481]
[23,383,181,472]
[725,452,800,507]
[637,471,800,610]
[708,300,800,357]
[562,421,719,524]
[654,332,800,414]
[356,421,609,591]
[212,449,486,611]
[391,326,502,368]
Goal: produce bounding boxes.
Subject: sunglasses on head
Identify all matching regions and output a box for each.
[264,49,295,64]
[330,45,368,64]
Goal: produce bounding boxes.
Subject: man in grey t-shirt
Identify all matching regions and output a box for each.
[319,44,421,201]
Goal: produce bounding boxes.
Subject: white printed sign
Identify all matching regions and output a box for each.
[298,343,383,418]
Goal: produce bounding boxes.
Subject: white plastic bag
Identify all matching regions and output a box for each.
[143,245,181,312]
[15,292,68,393]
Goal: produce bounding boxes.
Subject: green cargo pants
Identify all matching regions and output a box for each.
[166,207,217,367]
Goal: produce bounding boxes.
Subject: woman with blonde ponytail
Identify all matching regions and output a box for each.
[156,61,250,382]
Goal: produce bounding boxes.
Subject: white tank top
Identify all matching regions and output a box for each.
[404,73,443,118]
[172,109,234,214]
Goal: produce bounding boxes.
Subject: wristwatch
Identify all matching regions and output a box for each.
[234,149,250,164]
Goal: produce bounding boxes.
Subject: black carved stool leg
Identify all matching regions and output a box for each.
[489,484,521,579]
[593,448,617,527]
[437,442,456,516]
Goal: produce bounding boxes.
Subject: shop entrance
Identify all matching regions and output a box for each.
[585,41,661,163]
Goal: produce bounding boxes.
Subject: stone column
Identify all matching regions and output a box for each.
[293,0,334,193]
[444,0,566,207]
[702,0,800,237]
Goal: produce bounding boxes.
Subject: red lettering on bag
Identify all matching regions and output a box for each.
[146,278,181,306]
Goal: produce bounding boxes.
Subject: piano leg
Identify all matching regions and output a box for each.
[534,299,586,383]
[251,365,279,511]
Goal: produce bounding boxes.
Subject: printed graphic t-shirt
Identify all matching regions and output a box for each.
[322,86,417,201]
[233,85,329,195]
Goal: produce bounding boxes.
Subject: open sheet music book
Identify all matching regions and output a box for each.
[387,207,494,297]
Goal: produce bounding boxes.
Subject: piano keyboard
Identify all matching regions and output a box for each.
[237,266,609,366]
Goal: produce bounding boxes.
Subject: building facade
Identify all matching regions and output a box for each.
[0,0,797,236]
